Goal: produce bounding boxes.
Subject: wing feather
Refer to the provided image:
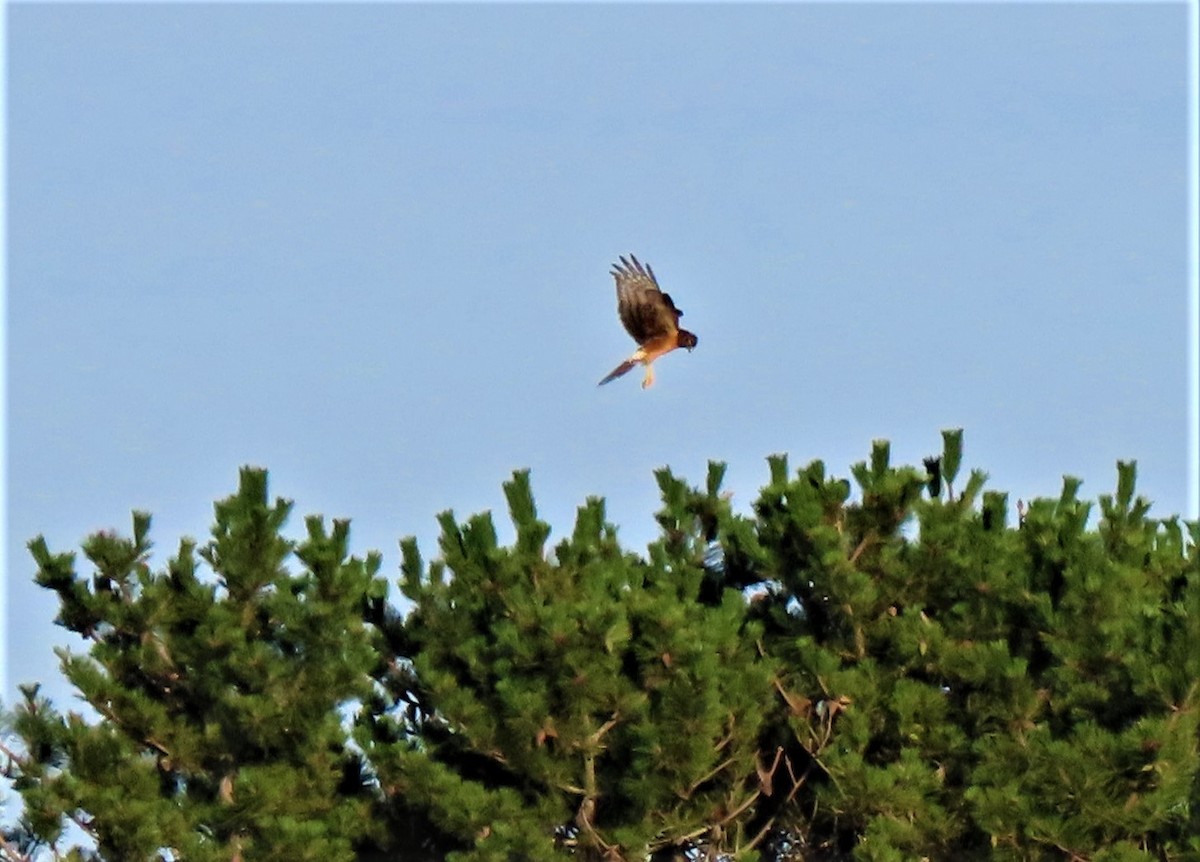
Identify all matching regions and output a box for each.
[612,255,682,345]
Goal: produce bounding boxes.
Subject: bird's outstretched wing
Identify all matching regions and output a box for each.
[612,255,683,346]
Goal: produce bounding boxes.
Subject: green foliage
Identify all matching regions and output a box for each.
[4,469,393,861]
[4,437,1197,862]
[360,470,775,860]
[721,438,1198,861]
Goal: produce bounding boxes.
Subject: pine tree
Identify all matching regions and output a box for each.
[708,432,1200,861]
[3,469,400,861]
[359,468,778,861]
[5,437,1197,861]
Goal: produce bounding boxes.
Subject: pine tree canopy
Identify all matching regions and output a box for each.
[4,433,1198,862]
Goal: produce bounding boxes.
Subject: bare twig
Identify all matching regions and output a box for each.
[0,740,28,771]
[716,788,760,826]
[681,756,737,799]
[0,832,34,862]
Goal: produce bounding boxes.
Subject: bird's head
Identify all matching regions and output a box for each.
[678,330,698,351]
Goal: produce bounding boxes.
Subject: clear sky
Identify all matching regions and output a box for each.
[3,3,1195,704]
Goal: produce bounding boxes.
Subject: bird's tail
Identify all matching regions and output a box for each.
[598,359,637,386]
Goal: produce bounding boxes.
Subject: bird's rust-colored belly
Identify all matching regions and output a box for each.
[639,334,678,364]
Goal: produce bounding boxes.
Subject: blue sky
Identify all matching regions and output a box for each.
[3,3,1195,703]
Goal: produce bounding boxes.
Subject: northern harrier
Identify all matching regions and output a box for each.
[598,255,698,389]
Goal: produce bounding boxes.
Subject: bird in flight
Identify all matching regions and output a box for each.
[598,255,698,389]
